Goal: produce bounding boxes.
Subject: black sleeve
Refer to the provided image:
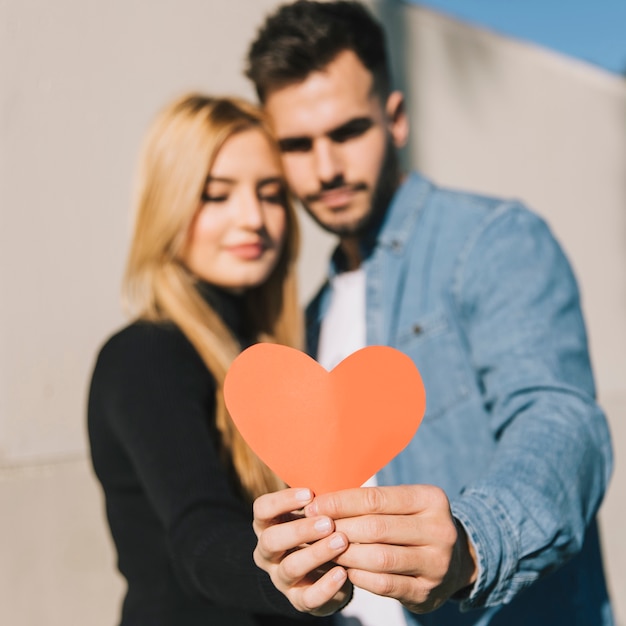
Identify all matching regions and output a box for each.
[89,323,313,619]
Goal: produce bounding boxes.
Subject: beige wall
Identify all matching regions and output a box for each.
[0,2,281,624]
[0,1,623,624]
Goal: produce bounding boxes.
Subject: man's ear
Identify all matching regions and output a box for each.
[385,91,409,148]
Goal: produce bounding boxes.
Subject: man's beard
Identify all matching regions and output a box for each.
[300,138,401,238]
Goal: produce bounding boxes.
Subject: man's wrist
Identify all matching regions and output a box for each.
[452,517,478,598]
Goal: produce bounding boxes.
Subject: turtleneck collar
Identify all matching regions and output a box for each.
[194,280,251,345]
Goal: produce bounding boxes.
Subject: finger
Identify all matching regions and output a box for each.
[347,568,422,603]
[298,566,350,615]
[258,515,336,560]
[347,569,441,614]
[305,485,448,520]
[253,488,313,534]
[334,542,422,575]
[279,532,349,586]
[334,514,424,545]
[335,512,457,547]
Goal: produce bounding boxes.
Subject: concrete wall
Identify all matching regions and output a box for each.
[0,1,624,624]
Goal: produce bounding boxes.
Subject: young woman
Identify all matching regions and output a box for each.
[87,94,340,625]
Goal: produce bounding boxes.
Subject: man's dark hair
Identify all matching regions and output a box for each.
[246,0,391,102]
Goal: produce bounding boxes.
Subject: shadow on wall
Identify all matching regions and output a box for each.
[374,0,413,170]
[374,0,500,171]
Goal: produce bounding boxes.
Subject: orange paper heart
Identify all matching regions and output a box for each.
[224,344,426,494]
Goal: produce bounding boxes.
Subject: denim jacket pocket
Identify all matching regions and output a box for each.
[394,310,472,421]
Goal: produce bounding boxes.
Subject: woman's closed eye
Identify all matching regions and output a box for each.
[258,180,286,205]
[259,191,286,205]
[202,177,232,203]
[201,192,228,203]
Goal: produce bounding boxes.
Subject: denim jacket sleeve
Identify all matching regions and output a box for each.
[448,203,613,608]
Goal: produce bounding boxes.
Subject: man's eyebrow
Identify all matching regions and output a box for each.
[277,137,313,152]
[277,117,375,152]
[327,117,374,140]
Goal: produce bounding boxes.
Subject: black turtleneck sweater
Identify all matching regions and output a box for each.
[88,286,330,626]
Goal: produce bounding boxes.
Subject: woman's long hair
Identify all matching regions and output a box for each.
[123,94,301,501]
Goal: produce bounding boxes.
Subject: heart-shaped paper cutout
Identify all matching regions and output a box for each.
[224,344,426,494]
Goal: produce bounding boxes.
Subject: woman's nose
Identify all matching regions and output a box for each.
[237,192,265,230]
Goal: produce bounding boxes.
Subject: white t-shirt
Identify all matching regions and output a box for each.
[317,268,408,626]
[317,268,367,370]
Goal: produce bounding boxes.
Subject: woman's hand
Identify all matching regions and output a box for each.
[253,488,353,616]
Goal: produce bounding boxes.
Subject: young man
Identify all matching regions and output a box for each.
[246,2,614,624]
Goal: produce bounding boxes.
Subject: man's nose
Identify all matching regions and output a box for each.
[313,138,342,184]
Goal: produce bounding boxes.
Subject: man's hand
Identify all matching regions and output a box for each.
[304,485,478,614]
[253,488,353,616]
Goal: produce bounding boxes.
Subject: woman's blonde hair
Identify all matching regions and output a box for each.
[123,93,301,501]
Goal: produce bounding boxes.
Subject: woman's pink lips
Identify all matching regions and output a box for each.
[226,242,267,260]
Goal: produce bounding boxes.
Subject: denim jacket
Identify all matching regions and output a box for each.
[307,173,614,625]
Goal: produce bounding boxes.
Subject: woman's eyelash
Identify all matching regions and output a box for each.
[201,193,228,202]
[260,193,284,203]
[201,190,285,204]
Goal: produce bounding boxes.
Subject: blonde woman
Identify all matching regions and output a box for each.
[87,94,339,625]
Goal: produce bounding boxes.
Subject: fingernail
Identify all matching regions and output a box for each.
[329,534,346,550]
[332,568,347,582]
[314,517,332,533]
[295,489,312,502]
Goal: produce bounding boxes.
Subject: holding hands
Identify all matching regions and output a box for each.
[253,485,478,616]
